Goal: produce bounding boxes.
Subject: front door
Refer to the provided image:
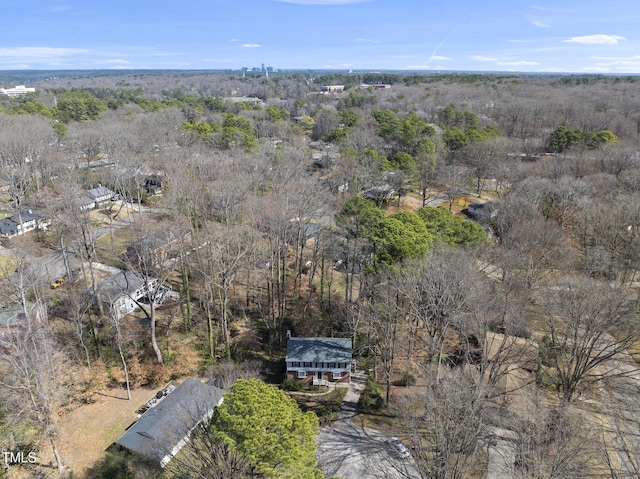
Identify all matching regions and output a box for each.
[317,371,322,380]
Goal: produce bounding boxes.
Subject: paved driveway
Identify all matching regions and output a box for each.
[316,374,420,479]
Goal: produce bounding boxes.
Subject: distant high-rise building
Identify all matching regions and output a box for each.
[261,63,266,73]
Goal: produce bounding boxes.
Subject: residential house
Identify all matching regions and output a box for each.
[113,378,224,467]
[0,210,50,237]
[78,196,96,211]
[93,270,159,319]
[143,175,163,196]
[467,201,498,220]
[363,184,396,206]
[223,96,265,108]
[321,85,345,93]
[359,83,391,90]
[87,184,116,207]
[0,301,44,339]
[126,226,192,270]
[285,337,352,385]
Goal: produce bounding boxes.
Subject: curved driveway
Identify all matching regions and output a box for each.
[316,374,420,479]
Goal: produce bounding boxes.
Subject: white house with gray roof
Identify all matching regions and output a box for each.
[113,378,224,467]
[0,210,50,236]
[87,184,116,207]
[285,337,352,385]
[93,270,159,319]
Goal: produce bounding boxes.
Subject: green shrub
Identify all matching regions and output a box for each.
[281,378,305,391]
[357,378,384,412]
[395,372,417,387]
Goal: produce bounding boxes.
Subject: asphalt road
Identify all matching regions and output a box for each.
[316,374,420,479]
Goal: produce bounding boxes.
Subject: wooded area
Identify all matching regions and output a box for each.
[0,70,639,478]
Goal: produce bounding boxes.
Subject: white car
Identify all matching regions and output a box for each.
[385,437,411,459]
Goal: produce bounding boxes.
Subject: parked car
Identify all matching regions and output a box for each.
[50,277,67,289]
[385,437,410,459]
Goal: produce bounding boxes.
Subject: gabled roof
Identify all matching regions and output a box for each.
[285,337,352,363]
[114,378,224,464]
[3,209,43,225]
[95,270,153,301]
[88,184,115,200]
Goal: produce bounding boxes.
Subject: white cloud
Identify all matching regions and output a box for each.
[202,58,235,63]
[356,38,380,44]
[589,55,640,72]
[532,20,550,28]
[472,55,498,62]
[592,54,640,62]
[243,44,261,48]
[274,0,370,4]
[497,61,540,66]
[103,59,132,64]
[0,47,89,59]
[392,55,419,59]
[402,64,437,70]
[0,64,30,70]
[430,55,451,61]
[563,34,626,45]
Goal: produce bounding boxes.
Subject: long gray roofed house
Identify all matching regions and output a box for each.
[93,270,159,319]
[285,337,352,385]
[0,209,50,236]
[87,184,116,207]
[113,378,224,467]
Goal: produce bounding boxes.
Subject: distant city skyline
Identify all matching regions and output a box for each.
[1,0,639,73]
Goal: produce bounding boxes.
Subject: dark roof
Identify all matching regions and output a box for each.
[88,184,115,200]
[114,378,224,464]
[285,337,352,363]
[363,184,395,201]
[95,270,152,301]
[4,209,43,224]
[0,302,40,330]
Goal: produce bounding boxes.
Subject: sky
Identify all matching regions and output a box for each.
[1,0,639,73]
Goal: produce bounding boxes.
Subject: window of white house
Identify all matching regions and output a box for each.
[303,362,312,368]
[297,370,307,378]
[327,362,336,368]
[291,362,300,368]
[332,371,342,379]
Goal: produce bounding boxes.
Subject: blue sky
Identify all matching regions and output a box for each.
[1,0,639,73]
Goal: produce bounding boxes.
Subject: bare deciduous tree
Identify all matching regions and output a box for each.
[0,298,68,473]
[541,276,638,403]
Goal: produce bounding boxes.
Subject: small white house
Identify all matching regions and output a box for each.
[0,210,50,236]
[87,184,116,207]
[94,271,159,319]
